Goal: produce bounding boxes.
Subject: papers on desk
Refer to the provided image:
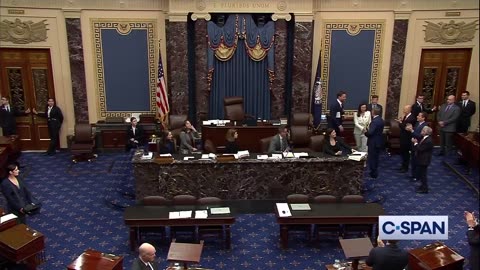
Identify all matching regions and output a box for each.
[200,153,217,160]
[202,119,231,126]
[282,152,294,158]
[0,213,17,223]
[141,152,153,159]
[269,154,283,159]
[276,203,292,217]
[348,151,367,161]
[183,156,195,161]
[293,152,309,158]
[210,207,230,215]
[290,203,311,211]
[159,153,172,157]
[169,211,192,219]
[257,155,268,160]
[237,150,250,158]
[195,210,208,219]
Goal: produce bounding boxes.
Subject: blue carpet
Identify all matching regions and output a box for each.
[2,151,479,269]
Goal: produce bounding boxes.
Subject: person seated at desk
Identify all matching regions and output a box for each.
[323,128,354,156]
[225,128,239,153]
[131,242,159,270]
[366,239,408,270]
[159,130,176,154]
[268,126,290,154]
[179,120,200,154]
[125,117,145,152]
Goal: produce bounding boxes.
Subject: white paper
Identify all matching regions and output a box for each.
[0,213,17,223]
[141,152,153,159]
[208,153,216,159]
[290,203,311,211]
[336,112,341,118]
[294,152,309,158]
[183,156,194,161]
[272,154,283,159]
[202,120,211,125]
[179,211,192,218]
[159,153,172,157]
[237,150,250,158]
[276,203,292,217]
[210,207,231,214]
[348,151,368,161]
[201,154,210,159]
[257,155,268,160]
[195,210,208,219]
[282,152,294,158]
[169,212,181,219]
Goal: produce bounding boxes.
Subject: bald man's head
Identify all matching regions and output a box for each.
[447,95,455,105]
[139,243,156,263]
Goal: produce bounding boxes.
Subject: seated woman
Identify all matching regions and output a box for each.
[225,128,240,153]
[323,128,355,156]
[159,130,176,154]
[125,117,145,152]
[179,120,200,154]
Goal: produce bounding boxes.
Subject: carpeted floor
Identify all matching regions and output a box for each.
[2,150,479,270]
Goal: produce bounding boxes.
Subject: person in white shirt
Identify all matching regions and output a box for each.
[353,103,371,152]
[131,243,159,270]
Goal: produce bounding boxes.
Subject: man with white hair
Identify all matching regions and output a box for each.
[412,126,434,194]
[131,242,158,270]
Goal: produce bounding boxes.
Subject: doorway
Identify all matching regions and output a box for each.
[0,48,56,150]
[416,48,472,139]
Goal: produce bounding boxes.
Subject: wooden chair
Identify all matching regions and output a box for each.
[171,195,197,240]
[286,194,312,242]
[197,197,226,247]
[313,195,341,240]
[341,195,372,238]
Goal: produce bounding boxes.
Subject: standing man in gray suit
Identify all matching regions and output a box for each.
[437,95,460,156]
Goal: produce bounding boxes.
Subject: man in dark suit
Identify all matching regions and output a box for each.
[412,126,433,193]
[367,95,383,117]
[366,239,408,270]
[365,107,384,179]
[126,117,145,152]
[464,211,479,270]
[268,126,290,154]
[437,95,460,156]
[406,112,428,180]
[131,243,159,270]
[0,96,30,136]
[33,98,64,155]
[457,91,476,133]
[396,105,416,173]
[329,91,346,135]
[411,93,437,119]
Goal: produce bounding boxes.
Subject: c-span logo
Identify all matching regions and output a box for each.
[379,216,448,240]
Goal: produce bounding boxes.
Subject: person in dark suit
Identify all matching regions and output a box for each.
[33,98,63,155]
[323,128,354,156]
[457,91,476,133]
[131,243,159,270]
[125,117,145,152]
[328,91,347,135]
[366,239,408,270]
[412,126,434,193]
[437,95,461,156]
[268,126,290,154]
[0,96,30,136]
[396,105,416,173]
[159,130,176,154]
[0,164,35,224]
[367,95,383,117]
[464,211,479,270]
[225,128,240,154]
[411,93,437,119]
[406,112,428,180]
[365,107,384,179]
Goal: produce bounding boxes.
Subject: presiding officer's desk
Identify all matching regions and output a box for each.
[133,152,365,200]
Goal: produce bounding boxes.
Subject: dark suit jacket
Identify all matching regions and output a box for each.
[0,105,26,135]
[467,227,480,270]
[323,137,352,156]
[225,141,240,154]
[411,121,428,141]
[414,136,433,166]
[457,100,476,132]
[268,134,288,154]
[126,125,145,145]
[365,116,384,148]
[0,178,33,214]
[38,106,64,130]
[399,113,416,146]
[367,103,383,117]
[366,245,409,270]
[130,258,159,270]
[328,100,344,131]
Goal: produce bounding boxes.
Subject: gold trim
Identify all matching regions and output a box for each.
[90,19,157,118]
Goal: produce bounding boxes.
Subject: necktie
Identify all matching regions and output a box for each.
[419,103,423,112]
[445,105,450,112]
[373,104,376,110]
[464,101,467,107]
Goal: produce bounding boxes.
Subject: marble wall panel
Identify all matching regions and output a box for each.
[271,20,287,119]
[66,18,88,123]
[194,20,209,126]
[385,19,409,122]
[291,21,313,113]
[166,21,189,115]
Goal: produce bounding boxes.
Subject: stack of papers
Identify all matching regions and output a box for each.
[293,152,309,158]
[169,211,193,219]
[141,152,153,159]
[269,154,283,159]
[159,153,172,157]
[195,210,208,219]
[201,153,217,159]
[237,150,250,158]
[210,207,231,214]
[0,213,17,223]
[257,155,268,160]
[348,151,367,161]
[290,203,311,211]
[276,203,292,217]
[183,156,195,161]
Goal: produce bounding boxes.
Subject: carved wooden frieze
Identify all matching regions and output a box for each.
[424,20,478,45]
[0,18,48,44]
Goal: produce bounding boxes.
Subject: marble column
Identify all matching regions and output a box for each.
[271,20,287,119]
[194,20,208,126]
[291,22,313,113]
[166,21,189,115]
[385,20,409,122]
[65,18,88,123]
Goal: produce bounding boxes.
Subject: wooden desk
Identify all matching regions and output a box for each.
[455,132,479,169]
[124,205,235,251]
[0,224,45,268]
[275,203,384,249]
[201,125,278,152]
[339,238,374,270]
[167,241,203,269]
[408,242,464,270]
[94,122,158,151]
[67,249,123,270]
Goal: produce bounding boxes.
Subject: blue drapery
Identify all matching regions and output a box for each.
[207,14,275,119]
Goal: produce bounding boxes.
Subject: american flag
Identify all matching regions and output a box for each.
[156,50,169,120]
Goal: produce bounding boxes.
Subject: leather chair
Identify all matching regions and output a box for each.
[197,197,226,246]
[313,195,337,203]
[169,114,188,141]
[223,96,253,122]
[260,136,273,154]
[387,119,401,155]
[341,195,372,238]
[70,123,96,163]
[309,134,325,152]
[313,195,341,239]
[171,195,197,240]
[138,196,169,241]
[290,113,312,151]
[286,194,312,242]
[141,196,170,206]
[203,139,217,154]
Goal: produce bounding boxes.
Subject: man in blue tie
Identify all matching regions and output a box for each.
[365,107,384,179]
[406,112,428,181]
[437,95,460,156]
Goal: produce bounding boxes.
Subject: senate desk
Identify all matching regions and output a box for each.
[133,152,364,200]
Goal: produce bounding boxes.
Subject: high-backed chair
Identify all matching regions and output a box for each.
[290,113,312,151]
[313,195,341,239]
[260,136,273,154]
[141,196,170,206]
[223,96,254,122]
[341,195,372,238]
[309,134,325,152]
[197,197,226,247]
[171,195,197,240]
[286,194,312,242]
[70,123,96,163]
[387,119,401,155]
[169,114,188,140]
[203,139,217,154]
